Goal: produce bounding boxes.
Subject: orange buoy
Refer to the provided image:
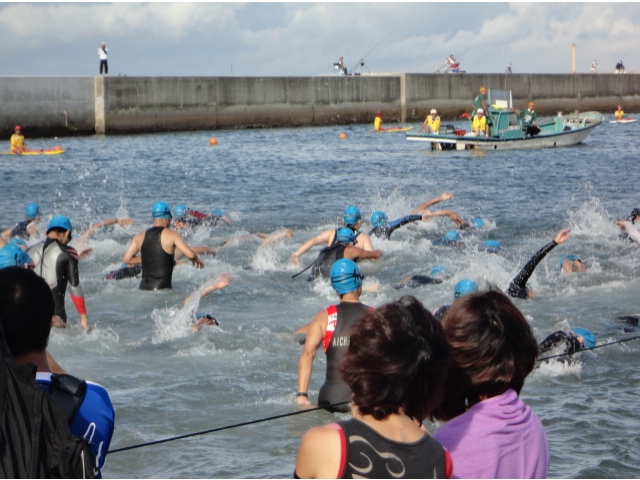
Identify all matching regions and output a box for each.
[339,133,347,139]
[209,138,218,145]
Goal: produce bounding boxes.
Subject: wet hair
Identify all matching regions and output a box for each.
[0,267,54,357]
[339,295,450,422]
[431,288,538,422]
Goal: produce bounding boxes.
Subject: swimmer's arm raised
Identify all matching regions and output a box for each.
[411,192,453,214]
[290,229,334,264]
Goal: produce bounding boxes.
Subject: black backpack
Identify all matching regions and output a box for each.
[0,326,96,478]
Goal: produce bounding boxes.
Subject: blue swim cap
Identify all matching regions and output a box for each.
[152,201,172,219]
[558,254,580,269]
[454,279,478,299]
[429,265,447,276]
[482,239,501,253]
[444,230,460,242]
[46,215,72,233]
[330,259,363,295]
[25,202,41,220]
[336,227,356,244]
[371,211,388,228]
[573,328,596,349]
[9,238,28,249]
[471,217,484,228]
[0,244,33,269]
[174,204,187,218]
[212,209,224,217]
[343,206,361,226]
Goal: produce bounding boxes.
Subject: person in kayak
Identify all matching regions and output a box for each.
[122,201,204,290]
[1,202,42,241]
[614,105,625,120]
[290,206,374,265]
[10,125,26,153]
[373,111,385,131]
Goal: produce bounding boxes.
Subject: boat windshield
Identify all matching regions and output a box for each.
[488,89,513,109]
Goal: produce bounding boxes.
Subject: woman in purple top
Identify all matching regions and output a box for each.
[432,289,550,479]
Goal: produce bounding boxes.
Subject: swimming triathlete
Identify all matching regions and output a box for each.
[432,229,463,247]
[27,215,90,330]
[290,206,374,265]
[1,202,42,241]
[182,272,233,332]
[537,328,596,358]
[296,259,371,413]
[122,201,204,290]
[558,254,585,274]
[432,279,478,321]
[507,228,572,299]
[616,209,640,244]
[303,228,382,282]
[173,204,232,229]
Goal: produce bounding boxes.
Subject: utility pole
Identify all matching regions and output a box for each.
[572,44,576,73]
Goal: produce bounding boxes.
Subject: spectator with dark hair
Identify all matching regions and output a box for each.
[432,289,550,478]
[295,296,452,479]
[0,267,115,477]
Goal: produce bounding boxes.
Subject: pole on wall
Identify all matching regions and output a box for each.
[572,43,576,73]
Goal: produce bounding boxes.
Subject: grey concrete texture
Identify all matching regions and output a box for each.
[1,73,638,138]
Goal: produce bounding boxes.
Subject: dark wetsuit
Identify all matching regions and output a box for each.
[507,240,558,299]
[105,264,142,280]
[8,220,32,240]
[335,419,450,479]
[369,214,422,240]
[394,274,442,290]
[319,302,370,413]
[538,331,583,357]
[139,226,175,290]
[28,238,85,322]
[307,244,347,282]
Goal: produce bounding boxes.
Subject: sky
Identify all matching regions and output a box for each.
[0,2,637,77]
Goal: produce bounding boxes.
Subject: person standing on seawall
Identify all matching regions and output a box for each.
[98,42,108,75]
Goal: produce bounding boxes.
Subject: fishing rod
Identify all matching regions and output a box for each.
[108,335,640,454]
[108,401,349,454]
[348,29,398,74]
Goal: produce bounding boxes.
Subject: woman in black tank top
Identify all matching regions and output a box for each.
[295,296,452,479]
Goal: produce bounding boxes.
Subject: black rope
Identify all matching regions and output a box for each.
[108,401,349,454]
[536,333,640,363]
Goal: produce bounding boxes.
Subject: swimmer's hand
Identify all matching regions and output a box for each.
[554,228,571,245]
[290,253,301,265]
[51,315,66,328]
[78,248,93,260]
[80,314,90,332]
[616,220,628,230]
[191,256,204,269]
[210,272,233,291]
[296,395,313,408]
[440,192,453,201]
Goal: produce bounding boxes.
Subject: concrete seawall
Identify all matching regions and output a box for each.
[1,73,639,138]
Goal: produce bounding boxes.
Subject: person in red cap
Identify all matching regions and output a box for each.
[373,111,385,131]
[10,125,26,154]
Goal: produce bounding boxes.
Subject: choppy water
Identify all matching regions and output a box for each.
[2,116,640,478]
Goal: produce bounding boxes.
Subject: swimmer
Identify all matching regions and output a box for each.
[537,327,596,359]
[1,202,42,241]
[393,274,443,289]
[507,228,572,299]
[173,204,232,229]
[0,243,34,269]
[616,214,640,244]
[27,216,90,330]
[432,229,463,247]
[75,217,135,245]
[558,254,585,274]
[481,239,501,253]
[290,206,374,265]
[423,209,483,230]
[295,259,371,413]
[297,228,382,282]
[182,272,233,332]
[369,192,453,240]
[432,279,478,321]
[122,201,204,291]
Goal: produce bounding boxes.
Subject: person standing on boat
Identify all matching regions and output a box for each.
[98,42,108,75]
[614,105,625,120]
[419,109,441,133]
[122,201,204,290]
[472,86,489,116]
[10,125,26,154]
[470,109,489,137]
[519,101,541,137]
[295,259,371,413]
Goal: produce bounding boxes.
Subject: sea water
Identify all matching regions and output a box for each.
[2,117,640,478]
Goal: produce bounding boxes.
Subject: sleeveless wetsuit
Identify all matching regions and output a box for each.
[104,264,142,280]
[307,243,347,281]
[336,418,451,478]
[507,240,558,299]
[9,220,32,240]
[28,238,86,322]
[318,302,370,413]
[537,331,583,357]
[139,226,174,290]
[394,274,442,290]
[369,214,422,240]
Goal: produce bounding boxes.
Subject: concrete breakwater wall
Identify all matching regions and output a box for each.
[1,73,639,138]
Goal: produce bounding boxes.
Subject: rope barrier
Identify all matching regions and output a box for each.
[108,333,640,455]
[108,401,349,454]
